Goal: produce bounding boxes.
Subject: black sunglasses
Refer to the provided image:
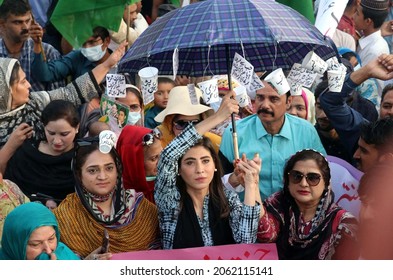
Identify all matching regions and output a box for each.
[142,130,161,146]
[288,170,322,186]
[173,119,200,130]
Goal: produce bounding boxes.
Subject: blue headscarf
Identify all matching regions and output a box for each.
[0,202,79,260]
[337,47,362,67]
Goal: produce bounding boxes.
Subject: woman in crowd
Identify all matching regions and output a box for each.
[287,88,316,125]
[116,85,144,127]
[154,86,221,153]
[94,85,144,139]
[0,42,126,147]
[117,125,162,203]
[0,202,80,260]
[0,172,29,243]
[54,132,160,258]
[3,100,79,203]
[257,149,358,259]
[155,93,262,249]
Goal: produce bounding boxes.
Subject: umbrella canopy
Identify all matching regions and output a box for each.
[118,0,337,76]
[50,0,138,49]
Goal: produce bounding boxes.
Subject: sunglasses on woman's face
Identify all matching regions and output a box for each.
[173,119,200,130]
[142,129,161,146]
[288,170,322,186]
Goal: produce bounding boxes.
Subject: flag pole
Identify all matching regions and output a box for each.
[125,4,130,52]
[31,14,46,62]
[226,45,239,160]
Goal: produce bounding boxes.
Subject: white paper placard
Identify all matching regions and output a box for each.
[140,79,157,105]
[197,78,219,104]
[231,53,254,88]
[187,84,199,105]
[315,0,348,38]
[106,74,126,98]
[287,63,317,88]
[247,72,264,92]
[173,48,179,81]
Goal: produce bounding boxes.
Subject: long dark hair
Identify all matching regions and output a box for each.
[41,100,80,127]
[176,137,230,218]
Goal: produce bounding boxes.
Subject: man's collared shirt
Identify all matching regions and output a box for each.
[220,113,326,199]
[0,38,65,91]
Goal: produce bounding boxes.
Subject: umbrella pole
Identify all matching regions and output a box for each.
[226,45,239,160]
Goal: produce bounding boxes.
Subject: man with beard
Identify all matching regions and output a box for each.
[0,0,64,91]
[219,79,325,199]
[319,53,393,173]
[314,90,353,163]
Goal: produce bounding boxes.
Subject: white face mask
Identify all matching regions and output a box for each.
[81,44,106,62]
[353,64,361,71]
[127,111,141,125]
[145,176,156,182]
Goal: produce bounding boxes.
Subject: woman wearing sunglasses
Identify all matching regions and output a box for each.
[155,93,262,249]
[257,149,359,259]
[153,86,222,153]
[53,132,160,259]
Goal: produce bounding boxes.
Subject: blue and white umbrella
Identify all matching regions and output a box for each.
[118,0,337,76]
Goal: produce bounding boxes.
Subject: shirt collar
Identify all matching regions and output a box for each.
[255,113,292,140]
[358,30,382,50]
[0,38,31,56]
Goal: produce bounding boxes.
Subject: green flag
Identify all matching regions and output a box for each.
[276,0,315,24]
[50,0,139,48]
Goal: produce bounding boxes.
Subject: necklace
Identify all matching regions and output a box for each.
[83,187,115,202]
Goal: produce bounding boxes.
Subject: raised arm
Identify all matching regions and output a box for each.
[36,42,127,107]
[154,92,239,209]
[319,54,393,155]
[32,51,78,82]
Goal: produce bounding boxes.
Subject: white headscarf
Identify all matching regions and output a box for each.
[0,58,18,115]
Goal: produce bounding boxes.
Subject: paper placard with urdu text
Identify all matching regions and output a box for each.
[106,74,126,98]
[231,53,254,88]
[187,84,199,105]
[140,79,157,105]
[287,63,317,88]
[248,72,264,92]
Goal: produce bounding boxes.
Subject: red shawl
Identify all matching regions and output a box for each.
[116,125,155,203]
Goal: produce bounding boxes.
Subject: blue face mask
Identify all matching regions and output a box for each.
[127,111,141,125]
[35,252,52,260]
[81,44,106,62]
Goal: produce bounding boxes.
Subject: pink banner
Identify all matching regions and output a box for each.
[111,243,278,260]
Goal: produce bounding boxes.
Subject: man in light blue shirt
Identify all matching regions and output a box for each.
[219,81,325,199]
